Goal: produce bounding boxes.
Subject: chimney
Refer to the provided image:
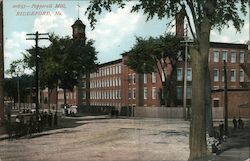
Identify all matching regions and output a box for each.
[175,12,185,37]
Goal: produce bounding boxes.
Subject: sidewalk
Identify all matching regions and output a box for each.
[210,127,250,161]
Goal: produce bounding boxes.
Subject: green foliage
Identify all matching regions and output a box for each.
[24,34,98,92]
[6,59,26,77]
[86,0,248,39]
[4,75,34,103]
[126,34,183,74]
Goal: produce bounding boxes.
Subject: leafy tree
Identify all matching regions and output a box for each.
[4,75,34,107]
[24,34,98,107]
[6,59,26,109]
[126,34,183,106]
[86,1,248,160]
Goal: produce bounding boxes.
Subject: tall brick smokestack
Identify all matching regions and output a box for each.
[175,12,185,37]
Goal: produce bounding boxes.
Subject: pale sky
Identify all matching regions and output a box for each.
[3,0,250,75]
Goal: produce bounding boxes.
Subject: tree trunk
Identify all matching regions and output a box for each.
[0,0,4,126]
[162,81,168,106]
[188,20,211,161]
[188,47,209,161]
[63,88,67,105]
[48,88,52,112]
[169,63,178,107]
[205,66,214,137]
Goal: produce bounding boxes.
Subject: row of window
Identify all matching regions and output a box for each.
[90,64,122,78]
[90,102,121,107]
[90,77,121,88]
[213,69,244,82]
[210,50,246,63]
[176,86,192,100]
[90,90,121,100]
[128,72,157,84]
[177,68,192,81]
[128,87,157,100]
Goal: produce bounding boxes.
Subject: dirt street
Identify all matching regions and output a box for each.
[0,117,189,161]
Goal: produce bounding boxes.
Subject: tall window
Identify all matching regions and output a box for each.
[177,86,183,100]
[128,74,132,84]
[152,87,157,99]
[239,69,244,82]
[132,73,136,84]
[222,50,227,62]
[144,74,147,84]
[115,65,119,74]
[144,87,147,99]
[133,88,136,99]
[230,51,236,63]
[221,69,225,82]
[213,51,219,62]
[177,68,183,81]
[152,72,157,83]
[107,67,110,75]
[118,78,121,86]
[112,66,115,75]
[230,69,236,82]
[213,99,220,107]
[239,51,244,63]
[187,68,192,81]
[187,86,192,99]
[118,65,121,74]
[213,69,219,82]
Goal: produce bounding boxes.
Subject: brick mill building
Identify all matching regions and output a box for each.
[41,15,250,119]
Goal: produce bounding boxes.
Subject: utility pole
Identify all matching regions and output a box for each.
[180,28,192,120]
[223,60,228,136]
[0,0,4,126]
[26,31,49,121]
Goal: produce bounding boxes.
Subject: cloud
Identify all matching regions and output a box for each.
[210,22,249,43]
[33,9,74,37]
[4,31,34,71]
[85,2,143,62]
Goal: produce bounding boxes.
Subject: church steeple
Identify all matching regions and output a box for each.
[71,3,86,41]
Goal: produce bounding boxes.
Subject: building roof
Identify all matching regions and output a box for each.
[121,42,248,56]
[72,18,85,27]
[98,59,122,68]
[210,42,248,50]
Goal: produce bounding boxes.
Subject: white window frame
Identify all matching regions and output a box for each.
[133,73,136,84]
[144,74,147,84]
[177,68,183,81]
[187,68,192,81]
[230,51,236,63]
[213,51,219,62]
[239,69,244,82]
[222,50,227,62]
[152,72,157,83]
[144,87,147,99]
[230,69,236,82]
[118,65,121,74]
[128,89,131,99]
[239,51,244,63]
[133,88,136,99]
[152,87,157,99]
[213,69,219,82]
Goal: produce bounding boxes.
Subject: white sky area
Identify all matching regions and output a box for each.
[3,0,250,75]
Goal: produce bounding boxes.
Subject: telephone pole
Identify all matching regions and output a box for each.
[223,60,228,136]
[180,31,193,120]
[26,31,49,120]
